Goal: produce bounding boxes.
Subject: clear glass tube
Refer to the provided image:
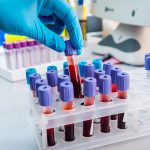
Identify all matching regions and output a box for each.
[83,97,94,137]
[67,55,82,98]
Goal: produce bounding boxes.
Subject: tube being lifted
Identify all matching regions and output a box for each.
[64,40,82,98]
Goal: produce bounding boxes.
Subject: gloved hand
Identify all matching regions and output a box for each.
[0,0,83,54]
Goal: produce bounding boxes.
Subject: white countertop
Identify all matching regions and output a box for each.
[0,33,149,150]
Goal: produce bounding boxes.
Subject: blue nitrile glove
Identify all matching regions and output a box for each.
[0,0,83,54]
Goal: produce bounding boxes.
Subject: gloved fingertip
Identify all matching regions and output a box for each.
[55,38,66,52]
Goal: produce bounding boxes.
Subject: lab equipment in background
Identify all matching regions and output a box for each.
[83,77,96,137]
[76,0,87,44]
[117,72,129,129]
[3,39,64,71]
[60,81,75,141]
[99,75,111,133]
[65,40,82,98]
[38,85,56,146]
[92,0,150,65]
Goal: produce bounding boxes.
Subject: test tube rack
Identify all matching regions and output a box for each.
[26,69,150,150]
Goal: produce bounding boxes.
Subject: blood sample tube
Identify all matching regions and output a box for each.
[117,72,129,129]
[14,42,23,69]
[46,70,58,100]
[99,75,112,133]
[64,67,69,76]
[84,64,95,78]
[63,62,68,74]
[145,56,150,79]
[5,43,16,70]
[92,58,103,69]
[78,61,87,83]
[47,65,58,72]
[35,79,48,97]
[20,41,28,67]
[29,73,41,97]
[110,67,122,120]
[65,40,82,98]
[38,85,56,146]
[60,81,75,141]
[94,69,105,91]
[103,62,113,75]
[83,77,96,137]
[39,44,47,64]
[58,75,70,92]
[26,68,37,85]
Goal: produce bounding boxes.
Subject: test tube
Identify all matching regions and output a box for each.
[65,40,82,98]
[60,81,75,141]
[26,68,37,85]
[64,67,69,76]
[46,70,58,100]
[34,40,41,65]
[39,44,47,64]
[145,56,150,78]
[38,85,56,146]
[35,79,48,97]
[99,75,112,133]
[5,43,16,70]
[21,41,28,67]
[84,64,95,78]
[103,62,113,75]
[29,73,41,97]
[47,65,58,72]
[14,42,23,69]
[63,62,68,74]
[78,61,87,83]
[27,39,35,66]
[110,67,122,121]
[83,77,96,137]
[94,69,105,90]
[117,72,129,129]
[92,58,103,69]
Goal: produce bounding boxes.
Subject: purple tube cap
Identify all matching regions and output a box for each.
[110,67,122,84]
[6,43,14,50]
[84,64,94,78]
[27,39,35,46]
[94,69,105,86]
[38,85,53,106]
[117,72,129,91]
[34,40,41,45]
[145,56,150,70]
[35,79,48,97]
[99,75,111,94]
[13,42,21,49]
[30,73,41,91]
[21,41,27,47]
[58,75,70,91]
[103,62,113,75]
[60,81,74,102]
[64,40,77,56]
[84,77,96,97]
[46,70,58,87]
